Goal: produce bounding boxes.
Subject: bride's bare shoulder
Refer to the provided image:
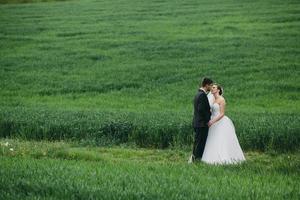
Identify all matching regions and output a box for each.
[219,96,226,105]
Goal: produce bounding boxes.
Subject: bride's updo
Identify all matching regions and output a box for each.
[215,84,224,96]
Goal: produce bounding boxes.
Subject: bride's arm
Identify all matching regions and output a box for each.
[208,100,226,127]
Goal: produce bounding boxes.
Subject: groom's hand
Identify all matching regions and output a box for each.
[208,121,213,127]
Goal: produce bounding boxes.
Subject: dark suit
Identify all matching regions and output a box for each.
[192,89,211,159]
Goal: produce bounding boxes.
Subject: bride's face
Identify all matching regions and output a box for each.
[211,85,219,94]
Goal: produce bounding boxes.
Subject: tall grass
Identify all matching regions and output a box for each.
[0,0,299,151]
[0,107,299,151]
[0,0,68,4]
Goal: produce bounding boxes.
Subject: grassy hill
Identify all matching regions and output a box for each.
[0,0,299,151]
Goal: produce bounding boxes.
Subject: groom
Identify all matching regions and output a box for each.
[189,77,213,163]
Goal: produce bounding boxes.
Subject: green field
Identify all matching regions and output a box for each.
[1,0,299,151]
[1,0,299,198]
[1,139,300,199]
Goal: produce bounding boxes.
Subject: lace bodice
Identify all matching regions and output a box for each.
[211,103,220,119]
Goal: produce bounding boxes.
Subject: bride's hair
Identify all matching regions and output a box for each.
[215,84,224,96]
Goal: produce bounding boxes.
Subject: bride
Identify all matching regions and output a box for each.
[201,84,246,164]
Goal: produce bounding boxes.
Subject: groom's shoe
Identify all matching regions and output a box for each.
[188,155,195,164]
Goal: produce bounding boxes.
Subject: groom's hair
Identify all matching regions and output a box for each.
[201,77,213,87]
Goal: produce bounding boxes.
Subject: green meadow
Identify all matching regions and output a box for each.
[0,0,300,198]
[1,139,299,199]
[1,0,299,151]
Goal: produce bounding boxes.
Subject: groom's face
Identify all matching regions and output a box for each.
[207,84,213,91]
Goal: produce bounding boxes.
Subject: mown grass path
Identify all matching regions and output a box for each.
[1,139,299,199]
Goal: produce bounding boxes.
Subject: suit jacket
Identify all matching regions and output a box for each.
[193,89,211,128]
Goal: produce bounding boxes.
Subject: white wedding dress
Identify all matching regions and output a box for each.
[201,103,246,164]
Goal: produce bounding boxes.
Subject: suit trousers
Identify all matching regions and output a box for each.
[192,127,209,159]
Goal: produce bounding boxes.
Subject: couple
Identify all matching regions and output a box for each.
[189,77,245,164]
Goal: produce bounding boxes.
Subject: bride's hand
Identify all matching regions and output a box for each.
[208,120,214,127]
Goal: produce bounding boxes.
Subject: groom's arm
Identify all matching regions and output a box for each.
[198,94,211,123]
[198,94,209,120]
